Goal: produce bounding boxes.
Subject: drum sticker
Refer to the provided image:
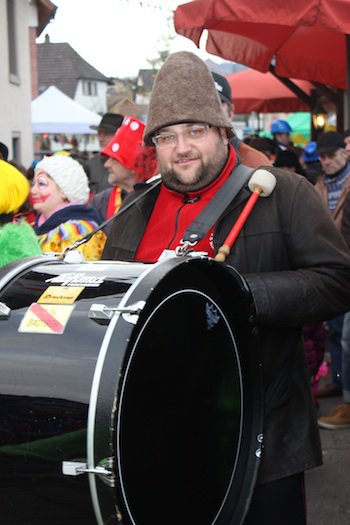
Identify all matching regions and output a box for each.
[205,302,220,330]
[18,303,75,335]
[45,273,105,287]
[38,286,84,304]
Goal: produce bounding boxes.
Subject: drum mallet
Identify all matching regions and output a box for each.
[215,169,277,262]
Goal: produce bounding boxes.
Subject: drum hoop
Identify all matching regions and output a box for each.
[86,261,157,525]
[0,255,56,292]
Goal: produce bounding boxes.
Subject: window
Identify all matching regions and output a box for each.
[7,0,19,84]
[83,81,97,96]
[12,133,21,162]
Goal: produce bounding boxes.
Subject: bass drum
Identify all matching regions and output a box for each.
[0,255,263,525]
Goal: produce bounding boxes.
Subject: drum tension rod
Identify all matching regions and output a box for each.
[62,461,111,476]
[89,301,146,325]
[62,460,115,487]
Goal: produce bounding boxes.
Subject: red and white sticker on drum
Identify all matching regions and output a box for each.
[18,303,75,335]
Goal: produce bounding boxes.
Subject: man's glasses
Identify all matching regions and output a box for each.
[152,124,211,149]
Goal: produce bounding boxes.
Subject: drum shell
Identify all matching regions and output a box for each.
[0,255,263,525]
[0,256,146,524]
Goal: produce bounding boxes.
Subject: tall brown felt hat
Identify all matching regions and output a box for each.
[90,112,124,132]
[143,51,233,146]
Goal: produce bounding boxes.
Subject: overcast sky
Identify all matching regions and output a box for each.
[37,0,223,78]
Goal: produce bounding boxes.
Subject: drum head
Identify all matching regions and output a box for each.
[105,258,262,525]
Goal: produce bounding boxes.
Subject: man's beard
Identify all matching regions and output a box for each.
[160,150,228,193]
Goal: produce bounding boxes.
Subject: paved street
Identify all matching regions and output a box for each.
[306,391,350,524]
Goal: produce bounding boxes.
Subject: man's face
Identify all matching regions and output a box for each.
[319,148,348,175]
[344,136,350,159]
[275,132,290,146]
[153,122,229,193]
[98,129,115,149]
[104,157,136,192]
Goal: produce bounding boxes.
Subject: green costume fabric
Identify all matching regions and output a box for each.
[0,220,42,267]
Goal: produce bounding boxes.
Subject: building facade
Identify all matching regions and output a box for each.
[0,0,55,166]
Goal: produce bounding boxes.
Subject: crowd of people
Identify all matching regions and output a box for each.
[1,51,350,524]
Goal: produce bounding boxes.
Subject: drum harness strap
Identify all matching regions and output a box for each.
[63,164,253,257]
[176,163,254,255]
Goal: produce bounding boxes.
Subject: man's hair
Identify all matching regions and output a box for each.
[0,142,9,161]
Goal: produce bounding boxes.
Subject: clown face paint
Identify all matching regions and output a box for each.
[31,170,67,219]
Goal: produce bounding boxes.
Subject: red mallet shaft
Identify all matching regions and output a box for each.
[215,169,276,262]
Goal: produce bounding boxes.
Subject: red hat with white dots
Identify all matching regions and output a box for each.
[101,116,145,171]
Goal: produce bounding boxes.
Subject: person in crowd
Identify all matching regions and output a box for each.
[270,119,293,151]
[7,159,27,175]
[211,72,272,168]
[90,116,158,234]
[303,322,327,406]
[273,149,306,176]
[87,112,124,193]
[314,132,350,399]
[318,191,350,429]
[248,136,275,160]
[102,51,350,524]
[0,160,41,267]
[314,131,350,228]
[0,141,9,161]
[343,128,350,159]
[31,155,106,260]
[273,148,326,403]
[5,159,37,225]
[300,141,324,185]
[270,119,303,159]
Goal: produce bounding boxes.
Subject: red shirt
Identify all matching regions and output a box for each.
[135,145,236,262]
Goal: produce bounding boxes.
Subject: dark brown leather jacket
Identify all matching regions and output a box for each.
[103,167,350,483]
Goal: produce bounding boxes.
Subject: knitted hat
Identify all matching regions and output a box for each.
[101,116,145,170]
[0,160,30,214]
[35,156,89,204]
[143,51,234,146]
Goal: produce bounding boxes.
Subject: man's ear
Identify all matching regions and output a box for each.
[219,128,229,145]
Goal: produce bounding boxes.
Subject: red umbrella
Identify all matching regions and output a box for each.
[174,0,350,90]
[227,69,313,113]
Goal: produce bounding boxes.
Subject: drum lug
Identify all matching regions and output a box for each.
[121,300,146,324]
[255,433,264,458]
[0,302,11,320]
[62,458,115,487]
[89,301,146,325]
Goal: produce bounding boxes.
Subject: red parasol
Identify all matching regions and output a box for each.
[227,69,313,113]
[174,0,350,90]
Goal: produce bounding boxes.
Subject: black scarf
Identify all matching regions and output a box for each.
[34,205,103,235]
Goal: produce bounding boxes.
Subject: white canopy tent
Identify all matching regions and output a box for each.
[31,86,101,134]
